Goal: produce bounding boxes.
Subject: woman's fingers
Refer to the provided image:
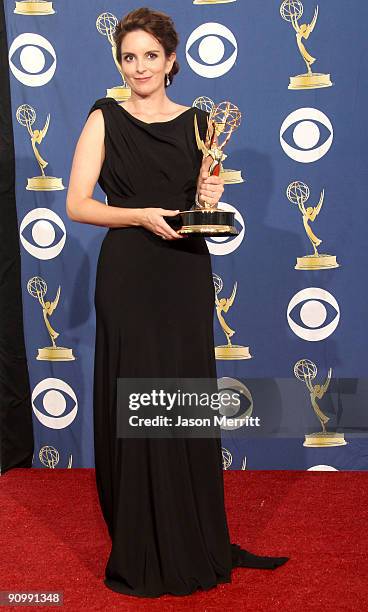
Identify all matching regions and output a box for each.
[199,156,212,177]
[161,208,180,215]
[202,176,223,184]
[160,210,184,239]
[200,185,224,196]
[161,225,183,239]
[156,220,181,239]
[141,208,185,239]
[201,186,223,195]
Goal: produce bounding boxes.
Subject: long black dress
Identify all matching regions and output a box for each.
[89,97,288,598]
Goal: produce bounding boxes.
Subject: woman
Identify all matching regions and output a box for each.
[66,7,288,598]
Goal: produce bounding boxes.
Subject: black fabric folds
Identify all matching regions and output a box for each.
[90,98,288,597]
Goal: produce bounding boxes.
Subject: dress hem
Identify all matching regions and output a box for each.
[103,573,232,599]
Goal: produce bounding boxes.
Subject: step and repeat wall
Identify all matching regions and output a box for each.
[5,1,368,470]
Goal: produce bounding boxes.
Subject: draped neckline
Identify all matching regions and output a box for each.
[114,99,193,126]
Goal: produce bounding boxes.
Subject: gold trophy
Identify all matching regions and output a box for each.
[286,181,339,270]
[294,359,346,447]
[193,96,243,184]
[14,0,55,15]
[16,105,64,191]
[27,276,75,360]
[280,1,332,89]
[213,274,251,359]
[177,101,241,236]
[39,446,73,469]
[96,12,131,102]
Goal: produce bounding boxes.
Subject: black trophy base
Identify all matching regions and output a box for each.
[173,208,239,237]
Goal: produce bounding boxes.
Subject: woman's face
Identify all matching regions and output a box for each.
[119,29,175,94]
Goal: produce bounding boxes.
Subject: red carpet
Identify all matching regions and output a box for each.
[0,469,367,611]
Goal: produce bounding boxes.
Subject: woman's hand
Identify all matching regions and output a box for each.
[196,154,224,207]
[139,207,185,240]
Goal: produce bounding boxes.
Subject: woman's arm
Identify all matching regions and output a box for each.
[66,109,142,228]
[66,109,190,239]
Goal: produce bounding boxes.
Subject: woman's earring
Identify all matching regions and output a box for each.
[166,73,170,87]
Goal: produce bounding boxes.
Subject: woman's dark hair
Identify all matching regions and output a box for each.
[113,7,180,87]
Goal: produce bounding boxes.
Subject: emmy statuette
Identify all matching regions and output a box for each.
[213,274,252,360]
[27,276,75,361]
[192,96,244,184]
[280,1,332,89]
[14,0,55,15]
[286,181,339,270]
[16,105,64,191]
[294,359,346,447]
[177,101,241,236]
[96,13,132,101]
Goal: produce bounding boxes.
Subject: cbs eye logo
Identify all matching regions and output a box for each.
[186,22,237,78]
[32,378,78,429]
[216,376,253,431]
[8,33,56,86]
[20,208,66,259]
[206,202,245,255]
[287,287,340,341]
[280,108,334,163]
[307,465,338,471]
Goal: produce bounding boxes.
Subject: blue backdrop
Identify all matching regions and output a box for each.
[5,0,368,470]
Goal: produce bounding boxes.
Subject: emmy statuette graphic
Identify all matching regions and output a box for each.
[193,97,244,184]
[14,0,55,15]
[96,12,132,101]
[294,359,346,447]
[280,1,332,89]
[16,105,64,191]
[213,274,251,359]
[177,101,241,236]
[286,181,339,270]
[39,446,73,469]
[27,276,75,361]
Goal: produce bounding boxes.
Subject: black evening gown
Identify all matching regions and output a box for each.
[89,97,288,598]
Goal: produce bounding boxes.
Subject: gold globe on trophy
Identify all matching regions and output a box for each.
[193,96,244,185]
[16,104,64,191]
[213,274,251,360]
[39,446,60,469]
[14,0,55,15]
[177,101,241,236]
[39,446,73,469]
[294,359,346,447]
[280,1,332,89]
[27,276,75,361]
[286,181,339,270]
[96,12,131,102]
